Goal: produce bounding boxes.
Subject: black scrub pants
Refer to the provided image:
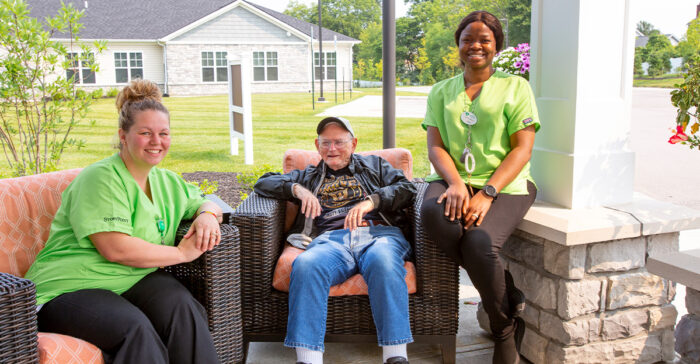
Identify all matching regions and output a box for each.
[37,270,219,364]
[420,180,536,363]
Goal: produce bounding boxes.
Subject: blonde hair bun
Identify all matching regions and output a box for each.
[116,79,162,111]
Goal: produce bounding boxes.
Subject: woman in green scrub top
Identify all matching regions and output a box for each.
[420,11,540,364]
[24,79,223,364]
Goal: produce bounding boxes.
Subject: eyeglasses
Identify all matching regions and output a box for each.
[318,138,352,149]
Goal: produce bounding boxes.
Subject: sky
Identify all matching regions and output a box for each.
[249,0,697,40]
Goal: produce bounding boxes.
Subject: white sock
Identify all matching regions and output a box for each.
[296,347,323,364]
[382,344,407,362]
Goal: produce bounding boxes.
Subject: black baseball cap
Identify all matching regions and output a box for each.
[316,116,355,138]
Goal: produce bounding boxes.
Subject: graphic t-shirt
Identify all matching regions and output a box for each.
[314,166,380,234]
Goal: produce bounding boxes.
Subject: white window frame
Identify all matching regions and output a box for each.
[252,51,278,82]
[66,52,96,84]
[201,51,228,83]
[114,51,143,84]
[314,51,336,80]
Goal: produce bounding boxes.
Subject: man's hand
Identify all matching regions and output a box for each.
[294,184,322,219]
[344,199,375,231]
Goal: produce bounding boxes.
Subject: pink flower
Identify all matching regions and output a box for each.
[668,125,689,144]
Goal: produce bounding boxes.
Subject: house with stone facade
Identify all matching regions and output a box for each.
[28,0,359,95]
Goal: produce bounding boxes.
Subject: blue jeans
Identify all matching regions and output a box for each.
[284,225,414,352]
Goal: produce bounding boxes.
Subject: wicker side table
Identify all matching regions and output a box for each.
[0,272,39,363]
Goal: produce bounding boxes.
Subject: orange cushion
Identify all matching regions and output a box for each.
[38,332,103,364]
[0,169,82,277]
[282,148,413,180]
[272,244,417,296]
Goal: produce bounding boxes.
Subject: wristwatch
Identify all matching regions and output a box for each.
[482,185,498,200]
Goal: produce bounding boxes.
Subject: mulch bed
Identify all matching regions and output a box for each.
[182,171,250,209]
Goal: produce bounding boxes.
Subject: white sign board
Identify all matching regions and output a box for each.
[227,56,253,165]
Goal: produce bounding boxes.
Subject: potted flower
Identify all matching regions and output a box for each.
[493,43,530,80]
[669,56,700,149]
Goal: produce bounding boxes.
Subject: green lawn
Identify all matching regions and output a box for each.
[0,88,430,178]
[633,77,684,88]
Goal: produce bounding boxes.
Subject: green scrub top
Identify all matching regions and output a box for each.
[421,71,541,195]
[24,154,206,305]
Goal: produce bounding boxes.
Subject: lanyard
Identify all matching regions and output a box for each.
[460,91,477,195]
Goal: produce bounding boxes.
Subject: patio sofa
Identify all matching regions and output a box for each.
[231,148,460,364]
[0,169,243,363]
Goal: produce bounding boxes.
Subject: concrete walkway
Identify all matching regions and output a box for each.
[246,270,493,364]
[245,87,697,363]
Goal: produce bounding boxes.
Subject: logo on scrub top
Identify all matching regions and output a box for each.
[522,118,534,126]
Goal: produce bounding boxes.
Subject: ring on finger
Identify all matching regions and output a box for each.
[472,213,479,218]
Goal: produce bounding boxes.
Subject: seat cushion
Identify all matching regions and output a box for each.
[272,244,417,296]
[0,169,82,277]
[38,332,103,364]
[282,148,413,180]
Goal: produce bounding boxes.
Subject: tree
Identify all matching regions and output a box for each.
[283,0,381,40]
[414,38,433,84]
[636,20,655,36]
[641,31,673,76]
[355,22,383,62]
[503,0,531,46]
[0,0,105,176]
[677,18,700,65]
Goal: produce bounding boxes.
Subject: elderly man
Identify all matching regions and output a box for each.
[254,117,416,364]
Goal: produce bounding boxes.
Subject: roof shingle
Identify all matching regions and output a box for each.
[26,0,357,42]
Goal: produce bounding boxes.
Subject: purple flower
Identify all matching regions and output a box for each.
[513,61,522,68]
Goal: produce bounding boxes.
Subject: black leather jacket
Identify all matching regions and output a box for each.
[254,154,417,237]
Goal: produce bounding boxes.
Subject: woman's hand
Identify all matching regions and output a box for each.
[463,191,493,229]
[177,234,206,262]
[437,182,470,221]
[184,211,220,252]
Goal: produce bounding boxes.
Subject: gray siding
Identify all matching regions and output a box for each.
[172,6,304,43]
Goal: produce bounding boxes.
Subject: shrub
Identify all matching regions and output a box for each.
[669,56,700,149]
[236,164,280,200]
[106,87,120,98]
[493,43,530,80]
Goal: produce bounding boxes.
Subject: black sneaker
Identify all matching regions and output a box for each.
[505,270,526,317]
[384,356,409,364]
[296,362,311,364]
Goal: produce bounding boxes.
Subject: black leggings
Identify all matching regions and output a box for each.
[37,270,219,364]
[420,180,536,340]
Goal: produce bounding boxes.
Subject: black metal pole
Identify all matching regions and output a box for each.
[317,0,325,101]
[382,0,395,148]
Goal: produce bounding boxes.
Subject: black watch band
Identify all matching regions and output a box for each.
[482,184,498,200]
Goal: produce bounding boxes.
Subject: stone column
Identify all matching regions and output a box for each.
[529,0,636,209]
[494,231,679,363]
[676,288,700,363]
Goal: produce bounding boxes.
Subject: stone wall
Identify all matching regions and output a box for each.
[498,230,679,364]
[676,288,700,363]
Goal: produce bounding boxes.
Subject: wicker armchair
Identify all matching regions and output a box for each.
[0,170,243,364]
[231,149,460,363]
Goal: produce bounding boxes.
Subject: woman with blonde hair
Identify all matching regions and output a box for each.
[25,79,222,363]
